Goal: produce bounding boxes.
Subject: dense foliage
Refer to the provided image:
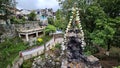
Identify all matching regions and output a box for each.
[97,0,120,18]
[35,35,52,46]
[48,9,68,31]
[0,37,28,68]
[45,24,56,35]
[59,0,120,67]
[28,11,37,21]
[59,0,120,48]
[10,16,26,24]
[21,58,34,68]
[84,5,116,48]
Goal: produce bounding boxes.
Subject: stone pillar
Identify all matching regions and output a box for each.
[19,34,21,38]
[36,32,38,37]
[26,34,29,41]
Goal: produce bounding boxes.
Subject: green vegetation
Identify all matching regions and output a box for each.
[48,9,68,31]
[83,45,99,56]
[35,35,52,46]
[58,0,120,67]
[45,24,56,35]
[21,58,34,68]
[0,35,52,68]
[98,0,120,18]
[21,35,52,68]
[21,43,61,68]
[85,5,115,48]
[22,60,32,68]
[55,43,61,49]
[0,0,119,67]
[41,35,52,43]
[51,43,62,51]
[48,17,54,25]
[37,38,43,43]
[59,0,120,50]
[28,11,37,21]
[10,16,26,24]
[0,37,28,68]
[21,55,39,68]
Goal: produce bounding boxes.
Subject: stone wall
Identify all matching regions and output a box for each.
[0,21,41,41]
[0,24,16,40]
[11,38,63,68]
[12,21,40,31]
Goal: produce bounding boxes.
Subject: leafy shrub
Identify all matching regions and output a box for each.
[37,38,43,42]
[0,37,28,68]
[10,16,25,24]
[21,59,33,68]
[28,11,36,21]
[55,43,61,49]
[33,35,52,46]
[84,51,92,56]
[45,25,56,35]
[83,45,99,55]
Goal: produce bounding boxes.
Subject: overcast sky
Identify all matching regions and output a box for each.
[16,0,60,11]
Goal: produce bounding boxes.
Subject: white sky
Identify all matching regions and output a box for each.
[16,0,60,11]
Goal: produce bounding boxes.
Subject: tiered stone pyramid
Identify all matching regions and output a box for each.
[61,6,101,68]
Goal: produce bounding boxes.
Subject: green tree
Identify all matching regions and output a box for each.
[48,17,54,25]
[97,0,120,47]
[112,17,120,47]
[28,11,36,21]
[59,0,119,50]
[97,0,120,18]
[54,9,67,30]
[56,9,62,20]
[83,5,116,50]
[45,25,56,35]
